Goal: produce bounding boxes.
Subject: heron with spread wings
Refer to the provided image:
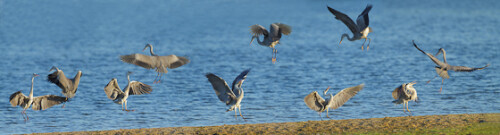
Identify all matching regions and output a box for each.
[249,23,292,64]
[413,40,489,92]
[104,71,152,111]
[121,44,190,83]
[327,5,373,50]
[392,82,418,116]
[9,73,68,121]
[205,69,250,120]
[47,66,82,108]
[304,84,364,119]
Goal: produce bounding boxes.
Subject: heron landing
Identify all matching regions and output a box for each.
[120,44,190,84]
[104,71,153,112]
[249,23,292,64]
[47,66,82,108]
[304,84,364,120]
[392,82,418,116]
[413,40,489,92]
[327,5,373,50]
[205,69,251,120]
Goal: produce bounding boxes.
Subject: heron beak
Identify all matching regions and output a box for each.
[250,36,255,45]
[49,66,58,72]
[34,74,39,77]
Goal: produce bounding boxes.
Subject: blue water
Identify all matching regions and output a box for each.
[0,0,499,134]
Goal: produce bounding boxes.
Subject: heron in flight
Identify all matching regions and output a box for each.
[392,82,418,116]
[121,44,190,83]
[304,84,364,119]
[104,71,153,112]
[327,5,373,50]
[9,73,68,121]
[47,66,82,108]
[412,40,489,92]
[205,69,250,120]
[249,23,292,64]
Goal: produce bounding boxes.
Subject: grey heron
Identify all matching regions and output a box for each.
[304,84,364,119]
[249,23,292,64]
[9,73,68,121]
[104,71,153,112]
[392,82,418,116]
[205,69,250,120]
[120,44,190,83]
[47,66,82,108]
[413,40,489,92]
[327,5,373,50]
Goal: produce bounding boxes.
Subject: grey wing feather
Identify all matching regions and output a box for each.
[104,78,124,101]
[356,4,372,31]
[120,54,157,69]
[413,41,447,67]
[249,24,269,36]
[9,91,28,107]
[275,23,292,35]
[126,81,153,95]
[160,55,190,69]
[205,73,236,105]
[327,6,359,34]
[47,70,71,91]
[329,84,364,109]
[450,64,489,72]
[392,85,403,100]
[435,67,450,79]
[304,91,325,112]
[31,95,68,110]
[270,23,281,40]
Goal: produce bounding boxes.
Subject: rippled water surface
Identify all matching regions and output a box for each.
[0,0,499,134]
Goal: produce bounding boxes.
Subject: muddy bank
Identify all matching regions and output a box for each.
[34,113,499,134]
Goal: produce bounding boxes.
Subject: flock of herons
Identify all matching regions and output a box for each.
[9,4,490,121]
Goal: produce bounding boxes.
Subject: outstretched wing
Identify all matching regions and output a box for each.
[206,73,236,105]
[159,55,190,69]
[104,78,124,100]
[412,41,447,67]
[392,84,404,100]
[9,91,28,108]
[327,6,359,34]
[231,69,251,97]
[120,54,158,69]
[48,69,71,91]
[31,95,68,110]
[126,81,153,95]
[304,91,325,112]
[329,84,364,109]
[356,4,372,31]
[450,64,489,72]
[249,24,269,36]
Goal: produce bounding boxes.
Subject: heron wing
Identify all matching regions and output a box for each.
[275,23,292,35]
[249,24,269,36]
[412,41,447,67]
[270,23,282,41]
[205,73,236,105]
[31,95,68,110]
[159,55,190,69]
[356,4,372,31]
[435,67,450,79]
[104,78,125,100]
[47,70,72,92]
[231,69,251,97]
[304,91,325,112]
[450,64,489,72]
[327,6,359,34]
[120,54,158,69]
[329,84,364,109]
[9,91,28,108]
[392,85,403,100]
[126,81,153,95]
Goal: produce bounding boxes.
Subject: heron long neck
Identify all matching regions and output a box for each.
[441,49,447,63]
[127,74,131,83]
[146,45,156,56]
[253,35,265,45]
[29,76,35,98]
[341,34,355,41]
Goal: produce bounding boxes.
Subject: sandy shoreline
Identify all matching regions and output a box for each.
[33,113,499,134]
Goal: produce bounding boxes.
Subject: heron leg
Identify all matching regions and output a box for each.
[121,101,124,111]
[361,38,367,50]
[21,109,26,121]
[406,103,412,116]
[153,72,159,84]
[318,112,323,121]
[272,48,276,64]
[439,79,444,93]
[234,109,238,119]
[62,97,68,108]
[124,100,134,112]
[238,107,247,121]
[426,75,438,84]
[367,38,371,51]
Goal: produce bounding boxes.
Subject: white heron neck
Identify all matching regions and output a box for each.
[29,77,35,98]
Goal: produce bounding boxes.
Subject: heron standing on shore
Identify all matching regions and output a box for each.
[392,82,418,116]
[304,84,364,119]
